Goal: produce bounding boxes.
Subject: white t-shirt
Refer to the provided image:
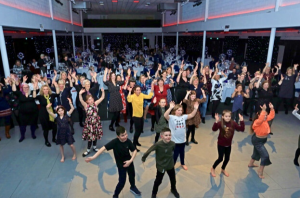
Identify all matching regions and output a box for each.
[168,115,188,144]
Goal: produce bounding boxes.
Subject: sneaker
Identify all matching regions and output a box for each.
[151,194,157,198]
[269,132,273,135]
[171,189,180,198]
[82,151,90,157]
[130,186,141,196]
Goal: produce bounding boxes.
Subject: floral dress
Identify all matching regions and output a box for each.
[82,103,103,141]
[119,79,127,114]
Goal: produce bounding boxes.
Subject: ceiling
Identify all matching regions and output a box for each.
[83,0,174,15]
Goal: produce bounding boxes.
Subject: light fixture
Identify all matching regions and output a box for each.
[170,10,176,15]
[193,0,202,7]
[99,1,104,5]
[145,2,150,6]
[112,0,118,2]
[133,0,139,2]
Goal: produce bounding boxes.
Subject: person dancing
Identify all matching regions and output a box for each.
[248,103,275,179]
[79,88,105,157]
[292,104,300,166]
[211,111,245,177]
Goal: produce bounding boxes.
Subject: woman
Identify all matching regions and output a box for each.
[211,71,227,119]
[175,69,190,112]
[136,72,152,121]
[0,77,13,140]
[74,75,87,127]
[117,73,129,123]
[12,78,38,142]
[248,103,275,179]
[59,71,72,89]
[161,70,173,104]
[276,63,299,114]
[35,85,58,147]
[200,63,215,112]
[255,74,274,134]
[103,67,124,131]
[127,85,154,152]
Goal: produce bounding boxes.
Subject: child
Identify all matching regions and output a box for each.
[248,103,275,179]
[141,128,180,198]
[149,97,169,143]
[183,90,206,145]
[231,84,249,123]
[292,104,300,166]
[211,111,245,177]
[46,98,76,162]
[164,101,199,170]
[85,126,141,198]
[79,88,105,157]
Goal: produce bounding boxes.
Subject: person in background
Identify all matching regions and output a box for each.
[62,55,73,70]
[12,60,24,79]
[0,77,13,140]
[227,68,238,81]
[38,54,47,76]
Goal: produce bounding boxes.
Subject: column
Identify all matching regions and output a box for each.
[202,31,206,65]
[177,3,180,25]
[86,35,89,50]
[82,33,85,51]
[72,31,75,57]
[48,0,53,20]
[0,26,10,77]
[52,30,59,69]
[266,27,276,65]
[176,32,179,56]
[69,1,73,24]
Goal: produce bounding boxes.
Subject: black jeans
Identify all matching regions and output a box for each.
[212,145,231,170]
[151,115,156,128]
[43,121,57,143]
[173,143,185,165]
[155,133,160,143]
[114,163,136,196]
[249,99,257,119]
[212,100,220,118]
[77,104,85,124]
[186,125,196,141]
[110,111,120,127]
[132,117,144,147]
[232,109,243,123]
[152,168,176,195]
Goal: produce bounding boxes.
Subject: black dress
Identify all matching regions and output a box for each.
[104,81,124,112]
[35,94,58,131]
[256,88,273,113]
[14,91,38,126]
[175,77,190,104]
[55,114,75,145]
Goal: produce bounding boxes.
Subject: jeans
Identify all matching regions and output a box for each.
[152,168,176,195]
[114,163,136,196]
[251,134,272,166]
[173,143,185,165]
[212,145,231,170]
[200,94,208,117]
[232,109,243,123]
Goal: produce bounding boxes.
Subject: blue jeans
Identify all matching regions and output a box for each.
[251,134,272,166]
[200,94,208,117]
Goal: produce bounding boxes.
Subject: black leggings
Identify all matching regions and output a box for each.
[212,145,231,170]
[110,111,120,127]
[212,100,220,118]
[186,125,196,141]
[152,168,176,195]
[132,117,144,147]
[151,115,156,128]
[87,139,98,149]
[77,105,85,123]
[43,122,57,143]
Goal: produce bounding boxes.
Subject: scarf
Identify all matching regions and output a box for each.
[44,95,54,122]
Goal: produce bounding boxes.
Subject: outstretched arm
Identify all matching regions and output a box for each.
[85,146,107,163]
[95,88,105,106]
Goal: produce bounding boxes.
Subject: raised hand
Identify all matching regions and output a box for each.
[127,86,132,92]
[195,61,198,67]
[67,98,72,103]
[215,62,219,67]
[169,101,175,109]
[238,114,244,121]
[79,89,86,95]
[260,104,267,111]
[186,90,191,95]
[54,70,57,76]
[193,102,199,109]
[269,102,274,109]
[153,97,157,104]
[277,63,282,69]
[215,113,219,122]
[67,74,72,80]
[101,88,104,92]
[23,75,28,83]
[246,89,250,94]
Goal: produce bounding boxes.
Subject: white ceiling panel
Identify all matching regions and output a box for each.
[83,0,174,14]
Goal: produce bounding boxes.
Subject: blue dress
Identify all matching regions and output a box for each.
[55,114,75,145]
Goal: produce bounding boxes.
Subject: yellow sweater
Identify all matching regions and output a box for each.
[127,92,153,117]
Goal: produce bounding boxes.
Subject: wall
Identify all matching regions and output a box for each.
[52,0,71,23]
[73,11,81,26]
[180,2,205,23]
[164,12,177,26]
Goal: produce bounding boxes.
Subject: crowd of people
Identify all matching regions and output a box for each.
[0,49,300,198]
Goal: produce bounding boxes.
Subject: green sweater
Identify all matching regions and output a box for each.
[141,140,175,173]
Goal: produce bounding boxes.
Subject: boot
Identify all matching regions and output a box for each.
[30,125,36,139]
[19,126,26,142]
[294,148,300,166]
[5,125,11,139]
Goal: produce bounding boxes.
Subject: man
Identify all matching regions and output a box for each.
[62,55,73,69]
[227,68,238,80]
[38,54,47,76]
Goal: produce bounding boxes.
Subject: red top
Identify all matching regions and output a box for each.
[148,85,170,116]
[212,120,245,146]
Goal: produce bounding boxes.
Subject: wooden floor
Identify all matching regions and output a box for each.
[0,112,300,198]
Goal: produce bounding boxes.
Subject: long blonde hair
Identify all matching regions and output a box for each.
[39,85,52,96]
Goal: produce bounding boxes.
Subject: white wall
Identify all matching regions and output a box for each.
[180,2,205,23]
[73,11,81,26]
[164,11,177,26]
[52,0,71,22]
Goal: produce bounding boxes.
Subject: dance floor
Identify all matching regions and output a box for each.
[0,113,300,198]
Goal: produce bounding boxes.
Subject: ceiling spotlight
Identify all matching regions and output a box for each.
[170,10,176,15]
[99,1,104,5]
[145,2,150,6]
[193,0,202,7]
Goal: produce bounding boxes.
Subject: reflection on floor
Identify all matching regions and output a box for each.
[0,113,300,198]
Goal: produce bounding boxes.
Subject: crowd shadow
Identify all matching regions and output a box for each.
[237,135,252,152]
[203,174,225,197]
